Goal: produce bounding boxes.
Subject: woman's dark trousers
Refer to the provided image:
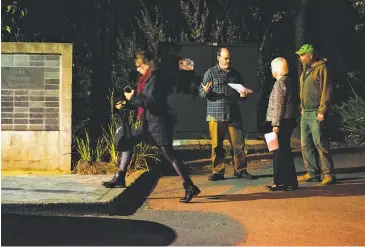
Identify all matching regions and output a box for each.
[116,132,199,202]
[272,119,298,186]
[117,133,191,183]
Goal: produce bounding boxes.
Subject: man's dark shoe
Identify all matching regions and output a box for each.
[234,170,258,180]
[102,173,126,188]
[208,173,225,181]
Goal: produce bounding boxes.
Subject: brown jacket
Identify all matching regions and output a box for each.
[300,59,333,115]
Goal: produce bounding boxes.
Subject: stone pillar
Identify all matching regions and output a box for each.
[1,43,72,171]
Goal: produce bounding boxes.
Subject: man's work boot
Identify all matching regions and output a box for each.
[321,175,336,185]
[102,172,126,188]
[297,173,321,182]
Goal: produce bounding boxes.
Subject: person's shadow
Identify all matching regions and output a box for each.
[206,180,365,203]
[109,170,162,216]
[2,213,176,246]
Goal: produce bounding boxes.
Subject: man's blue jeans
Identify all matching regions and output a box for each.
[301,111,335,177]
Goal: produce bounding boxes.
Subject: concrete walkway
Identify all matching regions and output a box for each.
[1,175,120,204]
[1,170,145,215]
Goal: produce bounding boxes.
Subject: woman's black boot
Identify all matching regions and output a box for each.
[180,181,201,203]
[102,171,126,188]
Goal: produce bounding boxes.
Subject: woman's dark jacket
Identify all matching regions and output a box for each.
[128,70,174,147]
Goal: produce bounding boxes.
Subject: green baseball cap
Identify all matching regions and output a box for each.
[295,44,315,55]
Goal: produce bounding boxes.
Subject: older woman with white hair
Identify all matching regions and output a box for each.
[266,57,300,191]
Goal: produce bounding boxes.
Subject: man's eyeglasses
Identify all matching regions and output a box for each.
[220,56,231,61]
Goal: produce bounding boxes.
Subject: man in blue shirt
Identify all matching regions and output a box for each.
[200,48,257,181]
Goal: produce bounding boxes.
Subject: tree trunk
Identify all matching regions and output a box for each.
[256,23,273,132]
[293,0,309,78]
[292,0,309,138]
[89,0,115,144]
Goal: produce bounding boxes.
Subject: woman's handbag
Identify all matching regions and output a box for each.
[114,109,132,150]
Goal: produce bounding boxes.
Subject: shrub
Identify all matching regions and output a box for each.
[74,129,112,174]
[336,90,365,144]
[135,1,166,56]
[75,160,118,175]
[180,0,209,42]
[112,28,140,89]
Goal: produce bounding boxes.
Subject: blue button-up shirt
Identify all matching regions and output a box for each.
[199,65,245,122]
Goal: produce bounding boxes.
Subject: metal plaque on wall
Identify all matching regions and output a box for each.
[1,67,45,89]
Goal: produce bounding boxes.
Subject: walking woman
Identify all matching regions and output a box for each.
[103,51,201,203]
[266,57,299,191]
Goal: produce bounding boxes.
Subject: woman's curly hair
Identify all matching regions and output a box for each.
[135,50,158,71]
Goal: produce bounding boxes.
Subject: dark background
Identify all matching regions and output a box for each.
[2,0,365,152]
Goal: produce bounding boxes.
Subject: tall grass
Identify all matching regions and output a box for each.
[93,137,106,162]
[129,142,161,172]
[102,117,119,164]
[74,130,92,162]
[100,89,121,164]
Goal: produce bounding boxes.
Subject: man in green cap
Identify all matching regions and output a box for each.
[295,44,336,185]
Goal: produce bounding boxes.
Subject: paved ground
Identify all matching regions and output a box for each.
[143,157,365,245]
[2,152,365,245]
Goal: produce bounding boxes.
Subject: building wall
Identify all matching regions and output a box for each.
[159,43,258,139]
[1,43,72,171]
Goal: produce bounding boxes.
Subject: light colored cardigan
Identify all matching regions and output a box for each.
[266,76,298,127]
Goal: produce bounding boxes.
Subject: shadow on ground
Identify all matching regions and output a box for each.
[213,180,365,203]
[2,214,176,246]
[110,171,161,216]
[149,177,365,203]
[253,166,365,179]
